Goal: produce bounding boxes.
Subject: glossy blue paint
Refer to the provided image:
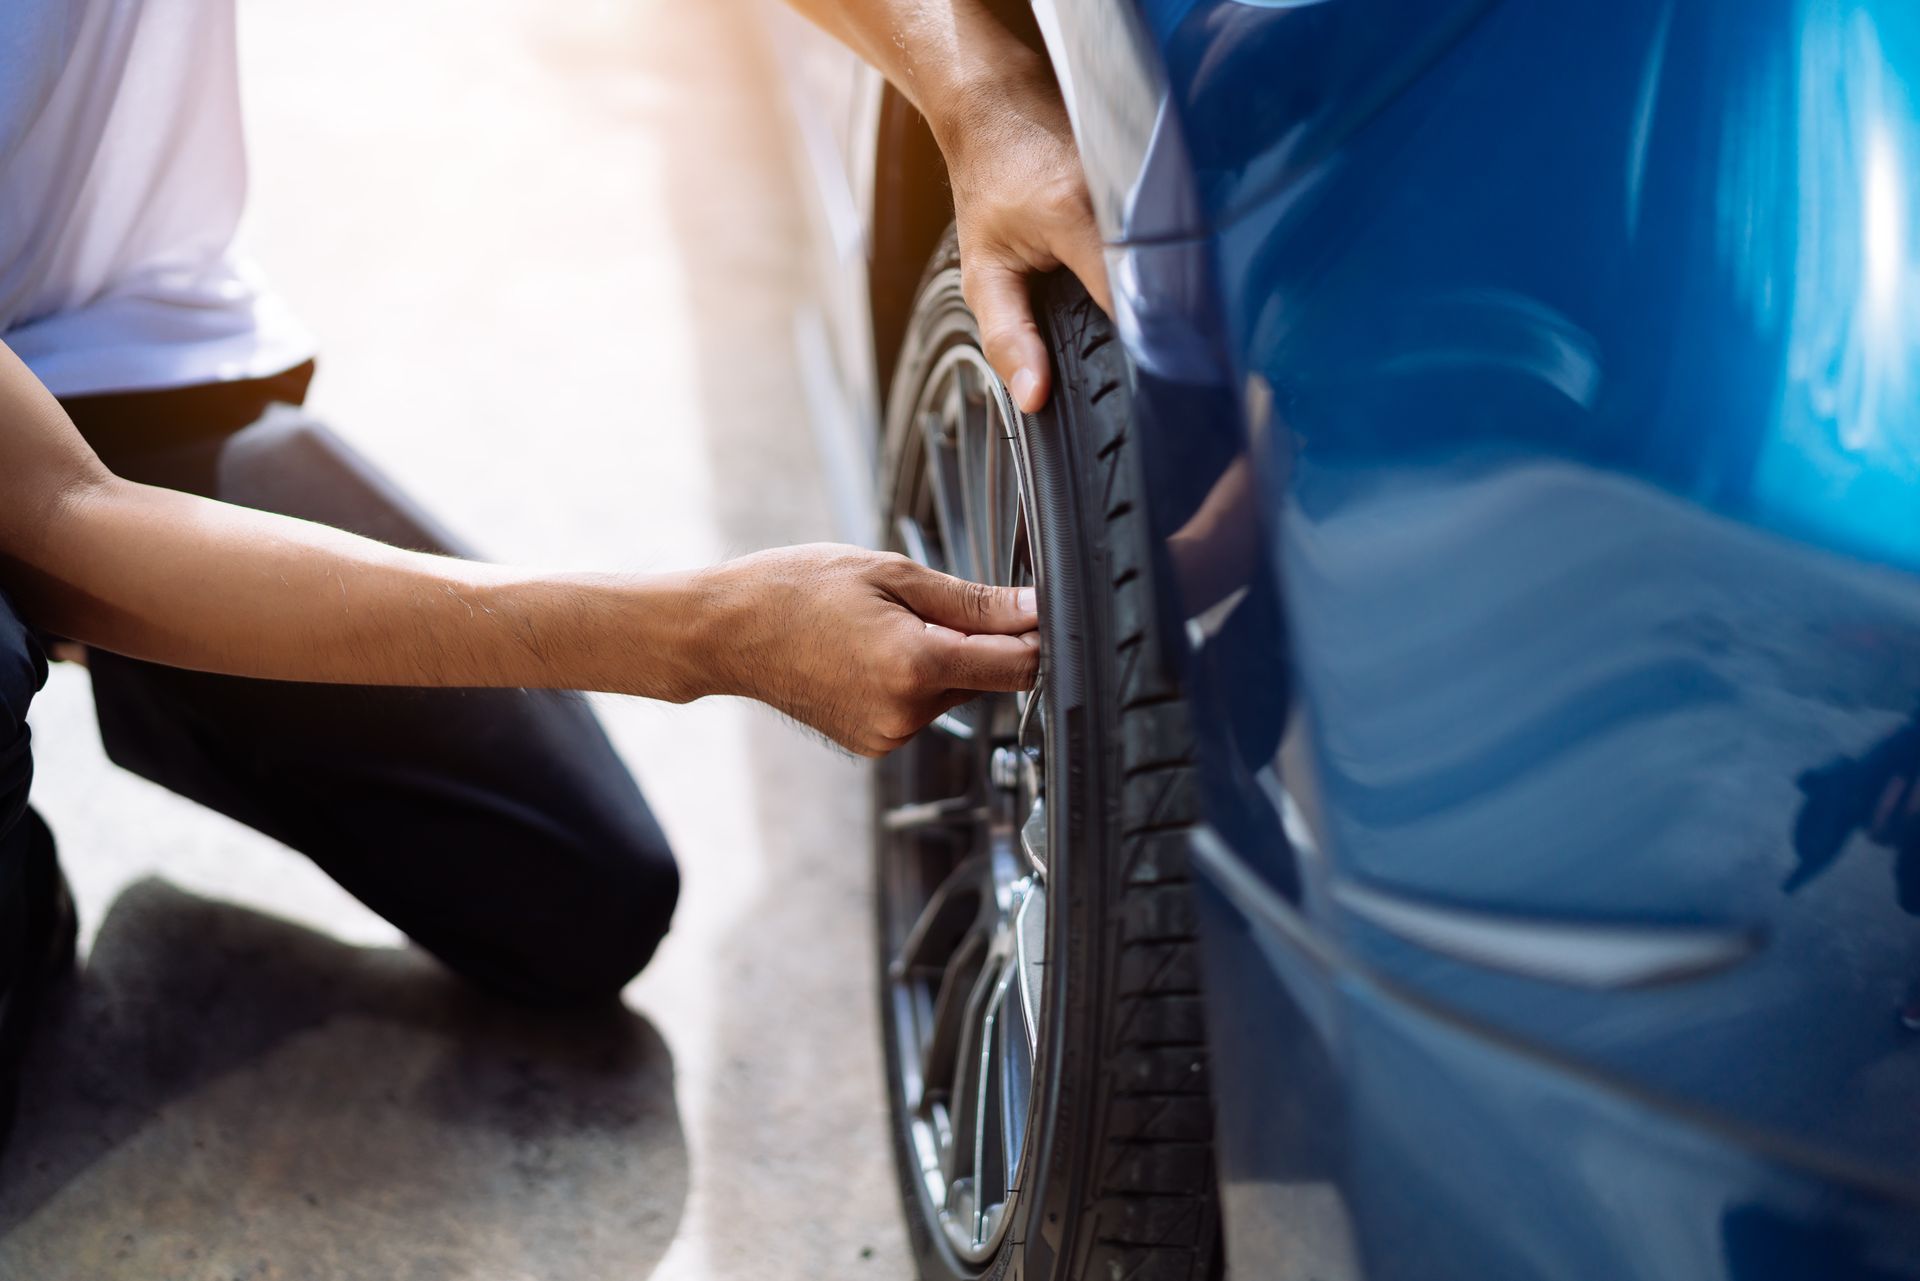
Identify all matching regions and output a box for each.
[1192,852,1920,1281]
[1064,0,1920,1276]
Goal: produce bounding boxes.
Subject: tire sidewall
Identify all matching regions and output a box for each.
[876,230,1171,1281]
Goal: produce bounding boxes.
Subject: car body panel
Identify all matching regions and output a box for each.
[1139,0,1920,1273]
[759,1,883,542]
[773,0,1920,1274]
[1192,831,1920,1281]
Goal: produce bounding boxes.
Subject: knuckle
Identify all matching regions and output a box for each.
[1040,176,1090,222]
[878,551,925,591]
[965,579,994,621]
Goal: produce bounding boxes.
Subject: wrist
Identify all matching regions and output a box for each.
[543,568,729,704]
[921,43,1055,160]
[675,562,750,702]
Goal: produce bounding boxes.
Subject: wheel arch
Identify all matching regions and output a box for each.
[866,87,953,406]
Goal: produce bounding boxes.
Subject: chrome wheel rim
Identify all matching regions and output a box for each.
[880,342,1047,1265]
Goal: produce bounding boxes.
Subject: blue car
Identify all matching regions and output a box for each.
[772,2,1920,1276]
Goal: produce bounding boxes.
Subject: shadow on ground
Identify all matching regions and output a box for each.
[0,879,687,1281]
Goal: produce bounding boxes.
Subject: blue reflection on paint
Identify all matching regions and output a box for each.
[1755,4,1920,568]
[1069,0,1920,1276]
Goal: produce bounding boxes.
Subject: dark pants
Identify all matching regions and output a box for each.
[0,595,49,1027]
[0,364,678,1008]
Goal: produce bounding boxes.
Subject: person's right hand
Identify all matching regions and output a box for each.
[776,0,1106,412]
[934,57,1112,415]
[699,544,1038,757]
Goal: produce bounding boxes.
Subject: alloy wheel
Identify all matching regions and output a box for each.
[878,341,1049,1266]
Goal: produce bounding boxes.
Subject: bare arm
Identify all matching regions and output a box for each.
[782,0,1110,412]
[778,0,1016,104]
[0,342,1035,756]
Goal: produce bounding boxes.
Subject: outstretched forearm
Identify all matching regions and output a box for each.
[23,475,710,698]
[0,339,698,696]
[0,341,1037,755]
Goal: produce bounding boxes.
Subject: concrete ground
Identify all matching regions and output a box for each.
[0,0,911,1276]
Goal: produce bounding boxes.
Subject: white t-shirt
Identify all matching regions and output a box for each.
[0,0,313,396]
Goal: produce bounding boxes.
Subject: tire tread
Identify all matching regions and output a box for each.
[1037,285,1218,1281]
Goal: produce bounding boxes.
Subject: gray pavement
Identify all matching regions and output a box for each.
[0,1,911,1276]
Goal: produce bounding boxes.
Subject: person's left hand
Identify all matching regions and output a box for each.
[932,59,1112,414]
[696,544,1039,757]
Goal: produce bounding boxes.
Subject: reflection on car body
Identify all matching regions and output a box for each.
[770,1,1920,1277]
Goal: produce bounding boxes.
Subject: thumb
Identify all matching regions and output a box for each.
[921,626,1041,693]
[892,562,1038,635]
[964,256,1051,413]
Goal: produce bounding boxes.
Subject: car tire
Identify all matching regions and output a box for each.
[875,227,1221,1281]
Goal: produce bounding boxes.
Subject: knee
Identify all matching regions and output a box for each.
[575,841,681,997]
[499,830,681,1008]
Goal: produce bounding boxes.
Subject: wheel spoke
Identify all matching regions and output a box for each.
[944,944,1010,1181]
[930,709,976,741]
[893,852,988,977]
[978,423,1002,588]
[882,795,988,833]
[1012,881,1046,1058]
[918,407,973,582]
[972,966,1012,1247]
[951,364,997,586]
[923,928,991,1101]
[1005,414,1038,589]
[987,429,1023,587]
[895,513,934,568]
[998,971,1031,1195]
